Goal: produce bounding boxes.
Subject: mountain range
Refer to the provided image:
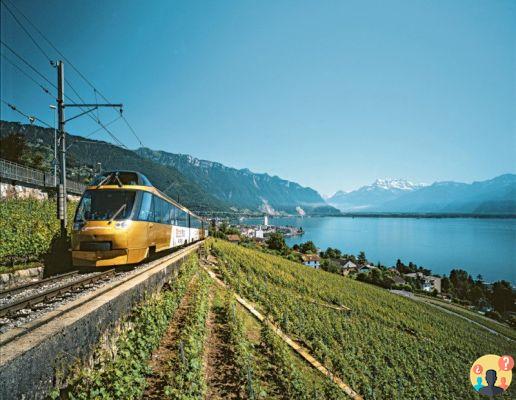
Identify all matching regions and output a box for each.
[0,121,337,215]
[135,148,334,215]
[328,177,516,214]
[2,121,514,216]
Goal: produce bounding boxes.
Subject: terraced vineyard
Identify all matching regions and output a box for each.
[208,239,516,399]
[62,251,346,400]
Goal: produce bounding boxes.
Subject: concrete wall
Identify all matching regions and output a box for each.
[0,245,199,400]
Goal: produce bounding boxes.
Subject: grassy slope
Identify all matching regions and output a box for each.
[210,239,515,400]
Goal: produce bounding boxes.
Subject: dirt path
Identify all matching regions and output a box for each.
[204,288,241,400]
[142,276,198,399]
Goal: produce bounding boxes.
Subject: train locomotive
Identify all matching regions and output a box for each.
[71,171,207,267]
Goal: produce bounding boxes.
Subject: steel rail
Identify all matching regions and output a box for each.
[0,269,115,317]
[0,271,79,298]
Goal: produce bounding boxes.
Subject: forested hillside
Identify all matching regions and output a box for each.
[0,121,228,212]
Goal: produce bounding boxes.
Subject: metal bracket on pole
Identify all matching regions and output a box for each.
[55,60,123,231]
[64,107,98,124]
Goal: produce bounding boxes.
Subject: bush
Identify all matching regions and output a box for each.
[0,199,77,266]
[485,310,502,321]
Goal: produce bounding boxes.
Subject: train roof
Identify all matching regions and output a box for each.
[86,170,204,221]
[89,171,153,187]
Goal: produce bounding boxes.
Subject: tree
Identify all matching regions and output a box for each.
[357,251,367,265]
[322,247,342,259]
[219,221,229,234]
[469,286,484,305]
[320,259,340,274]
[441,276,451,293]
[266,233,287,252]
[449,269,471,299]
[490,281,513,314]
[0,133,27,163]
[300,241,317,254]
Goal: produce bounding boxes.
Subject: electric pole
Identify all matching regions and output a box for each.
[55,60,123,233]
[57,61,67,232]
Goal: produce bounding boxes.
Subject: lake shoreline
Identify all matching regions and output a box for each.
[242,216,516,284]
[311,213,516,219]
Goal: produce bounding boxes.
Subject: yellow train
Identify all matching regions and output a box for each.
[71,171,207,267]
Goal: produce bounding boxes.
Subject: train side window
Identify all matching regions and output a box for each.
[138,192,153,221]
[172,205,179,225]
[154,196,163,223]
[177,209,187,227]
[163,201,172,224]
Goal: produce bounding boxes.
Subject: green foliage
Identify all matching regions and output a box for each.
[261,324,345,400]
[65,255,199,399]
[1,121,228,212]
[320,247,342,259]
[266,232,287,252]
[299,240,317,254]
[320,259,341,274]
[0,199,76,266]
[210,239,516,400]
[0,132,46,169]
[357,251,367,265]
[223,295,267,398]
[164,271,210,399]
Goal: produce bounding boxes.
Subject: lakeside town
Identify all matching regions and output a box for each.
[211,216,515,329]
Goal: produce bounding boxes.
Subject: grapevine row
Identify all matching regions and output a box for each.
[62,254,199,400]
[210,239,515,399]
[164,270,211,399]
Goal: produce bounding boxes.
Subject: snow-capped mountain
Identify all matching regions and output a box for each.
[328,176,516,214]
[368,178,426,191]
[329,179,425,211]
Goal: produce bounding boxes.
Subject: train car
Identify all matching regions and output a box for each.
[71,171,207,267]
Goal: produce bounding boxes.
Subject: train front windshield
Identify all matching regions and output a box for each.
[75,190,136,221]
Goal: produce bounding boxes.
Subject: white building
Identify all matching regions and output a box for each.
[264,214,269,226]
[404,272,442,293]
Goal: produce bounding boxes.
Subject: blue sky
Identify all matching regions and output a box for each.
[1,0,515,194]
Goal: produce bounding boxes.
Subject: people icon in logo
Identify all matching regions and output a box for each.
[479,370,504,397]
[470,354,512,397]
[473,377,484,391]
[499,377,508,391]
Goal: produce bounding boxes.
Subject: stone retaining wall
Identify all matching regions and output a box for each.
[0,267,44,290]
[0,244,200,400]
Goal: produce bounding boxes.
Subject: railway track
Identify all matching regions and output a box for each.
[0,269,115,318]
[0,270,79,298]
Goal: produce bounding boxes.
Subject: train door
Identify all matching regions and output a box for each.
[154,197,171,251]
[138,192,156,254]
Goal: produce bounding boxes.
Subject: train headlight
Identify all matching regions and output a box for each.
[115,220,131,229]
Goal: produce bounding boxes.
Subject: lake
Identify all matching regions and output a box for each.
[239,216,516,283]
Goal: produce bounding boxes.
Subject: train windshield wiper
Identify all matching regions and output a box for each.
[96,173,114,188]
[109,203,127,223]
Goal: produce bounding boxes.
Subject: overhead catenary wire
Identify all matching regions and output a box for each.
[1,99,53,128]
[63,78,127,148]
[1,38,128,148]
[0,0,54,65]
[0,39,56,90]
[0,52,54,97]
[1,0,145,148]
